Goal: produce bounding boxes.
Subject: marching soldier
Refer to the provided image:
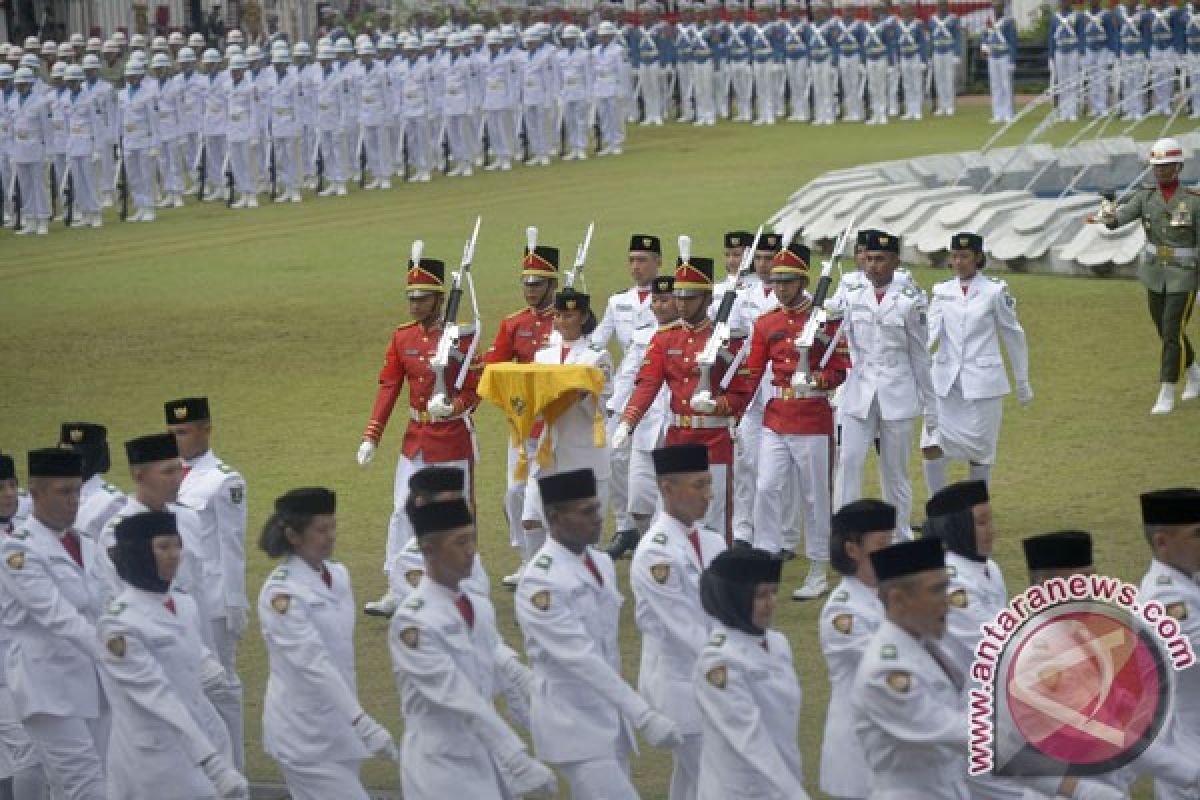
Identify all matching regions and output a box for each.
[520,28,556,167]
[832,2,865,122]
[929,0,961,116]
[818,499,891,800]
[56,423,123,540]
[149,52,185,209]
[726,3,754,122]
[201,48,231,202]
[1081,0,1117,117]
[694,548,806,799]
[614,252,756,539]
[357,40,393,189]
[920,233,1031,492]
[781,0,811,123]
[809,0,838,125]
[356,250,482,616]
[164,396,248,769]
[481,31,517,172]
[631,444,727,799]
[744,241,851,599]
[1098,137,1200,414]
[1116,0,1149,121]
[516,469,682,799]
[861,0,894,126]
[593,234,662,559]
[225,55,260,209]
[834,230,935,540]
[174,47,204,190]
[0,449,106,800]
[1147,0,1183,116]
[258,488,397,799]
[484,233,558,587]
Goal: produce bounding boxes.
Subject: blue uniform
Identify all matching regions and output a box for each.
[895,17,929,119]
[833,15,865,121]
[782,17,812,121]
[1081,8,1118,114]
[1148,5,1183,113]
[1049,8,1084,120]
[984,15,1018,122]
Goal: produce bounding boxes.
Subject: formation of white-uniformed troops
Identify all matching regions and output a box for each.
[3,209,1200,799]
[0,0,979,236]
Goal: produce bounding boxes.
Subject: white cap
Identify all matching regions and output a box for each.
[112,31,127,44]
[335,37,353,53]
[23,36,40,50]
[485,30,503,45]
[317,44,336,59]
[82,54,102,69]
[500,24,517,38]
[130,33,147,49]
[40,40,57,56]
[102,39,120,54]
[87,37,103,51]
[1149,137,1185,165]
[150,52,171,69]
[14,66,35,83]
[402,35,420,50]
[123,60,145,76]
[470,23,486,36]
[563,24,582,38]
[188,33,207,48]
[228,54,248,70]
[294,41,312,56]
[19,54,40,69]
[226,29,245,44]
[177,47,196,63]
[70,33,86,46]
[271,49,290,64]
[50,61,67,78]
[4,46,19,58]
[421,33,438,48]
[355,33,372,47]
[245,44,264,59]
[57,43,73,57]
[0,64,15,79]
[151,35,168,50]
[202,48,222,64]
[598,20,618,35]
[317,36,332,49]
[168,32,186,46]
[225,44,243,58]
[379,34,396,49]
[356,41,375,55]
[65,64,85,81]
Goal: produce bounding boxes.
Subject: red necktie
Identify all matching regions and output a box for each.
[687,529,703,563]
[455,593,475,629]
[320,565,332,589]
[584,552,604,587]
[637,289,649,304]
[164,596,177,615]
[960,283,969,296]
[181,465,192,478]
[875,289,886,303]
[60,530,82,567]
[561,346,571,363]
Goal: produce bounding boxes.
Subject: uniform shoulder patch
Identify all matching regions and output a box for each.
[217,462,235,475]
[5,552,24,571]
[886,670,911,693]
[708,631,727,648]
[228,484,245,505]
[1166,601,1189,621]
[269,567,289,582]
[533,554,553,571]
[1157,574,1172,585]
[106,635,126,658]
[651,532,668,545]
[650,563,671,584]
[404,596,425,612]
[949,588,969,609]
[832,613,854,634]
[881,644,897,660]
[705,665,728,689]
[832,590,849,602]
[9,529,29,541]
[530,589,552,611]
[103,482,122,494]
[405,569,424,588]
[270,593,291,614]
[399,626,420,649]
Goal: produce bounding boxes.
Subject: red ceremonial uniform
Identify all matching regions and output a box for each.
[621,319,754,464]
[746,300,851,436]
[363,321,482,462]
[484,306,557,365]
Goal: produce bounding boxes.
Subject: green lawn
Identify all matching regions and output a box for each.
[2,100,1195,798]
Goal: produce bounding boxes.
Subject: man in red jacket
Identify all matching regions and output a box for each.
[744,240,850,600]
[484,233,560,587]
[357,253,482,616]
[613,254,754,540]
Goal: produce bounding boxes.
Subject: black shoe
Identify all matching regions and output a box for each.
[606,528,640,560]
[731,538,753,550]
[778,548,796,561]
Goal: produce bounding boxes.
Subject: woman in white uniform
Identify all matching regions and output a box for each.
[257,488,397,800]
[97,511,247,800]
[695,548,809,800]
[922,232,1032,494]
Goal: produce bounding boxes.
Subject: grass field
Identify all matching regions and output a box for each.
[2,100,1197,799]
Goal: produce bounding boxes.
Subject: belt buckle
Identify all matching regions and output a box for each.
[418,411,430,424]
[1157,244,1174,260]
[679,414,692,428]
[781,388,795,400]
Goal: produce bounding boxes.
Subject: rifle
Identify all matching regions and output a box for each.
[269,136,277,200]
[222,148,234,208]
[196,137,208,197]
[696,225,762,399]
[791,212,856,390]
[431,215,483,405]
[9,172,21,232]
[356,129,366,188]
[565,221,594,290]
[49,162,58,221]
[62,164,74,227]
[116,139,129,221]
[315,139,326,193]
[0,165,5,228]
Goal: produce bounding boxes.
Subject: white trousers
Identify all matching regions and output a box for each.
[988,57,1014,122]
[1122,54,1148,118]
[505,440,537,553]
[67,155,100,214]
[786,59,811,120]
[669,734,703,800]
[639,64,665,123]
[866,60,889,121]
[606,416,634,531]
[484,109,512,160]
[272,135,299,195]
[562,99,590,152]
[812,61,837,123]
[446,114,472,167]
[559,754,637,800]
[678,62,694,120]
[627,447,662,517]
[13,161,49,222]
[524,104,549,159]
[839,57,865,120]
[1054,50,1082,119]
[705,462,730,540]
[203,133,227,189]
[404,118,431,172]
[278,757,369,800]
[22,715,104,800]
[835,398,916,536]
[596,97,624,150]
[124,147,156,210]
[387,452,473,573]
[362,124,392,181]
[900,57,924,117]
[0,687,39,779]
[933,53,957,114]
[318,129,346,182]
[226,139,254,194]
[753,62,776,122]
[97,140,116,194]
[755,429,830,560]
[207,618,244,771]
[730,63,754,120]
[1150,48,1177,113]
[1085,50,1114,114]
[732,408,763,541]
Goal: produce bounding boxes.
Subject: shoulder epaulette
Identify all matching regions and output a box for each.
[533,554,553,571]
[651,532,668,545]
[396,320,418,331]
[504,308,529,321]
[102,482,122,495]
[217,463,236,475]
[269,566,289,582]
[707,631,727,648]
[403,596,425,612]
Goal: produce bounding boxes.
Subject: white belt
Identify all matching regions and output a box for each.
[1145,243,1197,261]
[410,409,466,424]
[669,414,733,430]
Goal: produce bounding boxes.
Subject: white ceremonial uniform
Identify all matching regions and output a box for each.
[225,74,259,196]
[695,625,807,800]
[481,49,516,167]
[593,285,657,532]
[924,274,1029,467]
[592,39,626,153]
[834,279,935,537]
[444,53,475,173]
[176,69,206,185]
[152,72,185,197]
[74,474,124,539]
[258,556,370,799]
[98,588,231,800]
[202,71,230,196]
[516,538,642,799]
[631,514,725,800]
[521,43,556,162]
[388,537,491,603]
[819,576,884,799]
[402,55,434,178]
[63,86,104,218]
[558,43,593,156]
[0,517,106,800]
[1140,558,1200,800]
[178,448,247,769]
[8,89,53,226]
[118,80,162,215]
[83,76,118,202]
[315,64,346,184]
[522,338,613,527]
[268,67,302,199]
[391,576,539,800]
[852,619,968,800]
[0,520,42,794]
[358,60,393,183]
[624,322,672,517]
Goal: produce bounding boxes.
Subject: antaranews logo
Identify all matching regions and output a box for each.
[969,574,1195,777]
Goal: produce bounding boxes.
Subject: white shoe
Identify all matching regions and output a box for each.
[417,172,432,183]
[363,179,380,190]
[500,160,512,171]
[101,192,114,208]
[335,183,348,196]
[171,194,184,208]
[155,195,172,208]
[363,591,400,618]
[290,192,302,203]
[126,209,143,222]
[1151,383,1176,415]
[1183,365,1200,400]
[460,167,473,177]
[318,185,337,197]
[35,220,48,235]
[562,151,577,161]
[89,213,103,228]
[380,180,392,190]
[15,224,37,235]
[274,194,291,203]
[575,150,587,160]
[484,161,501,171]
[246,195,258,209]
[230,196,248,209]
[447,166,462,176]
[609,147,622,156]
[502,566,526,589]
[791,561,830,601]
[140,210,155,223]
[524,156,541,166]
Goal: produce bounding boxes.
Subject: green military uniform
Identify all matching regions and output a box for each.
[1111,185,1200,383]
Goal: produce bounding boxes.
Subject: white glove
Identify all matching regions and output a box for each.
[504,752,558,798]
[1072,779,1126,800]
[690,390,717,414]
[91,151,101,164]
[353,713,398,761]
[200,755,248,799]
[427,394,454,420]
[610,420,632,450]
[356,440,376,466]
[923,413,938,436]
[636,708,683,749]
[199,655,228,691]
[1016,381,1034,407]
[225,606,248,639]
[148,148,160,159]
